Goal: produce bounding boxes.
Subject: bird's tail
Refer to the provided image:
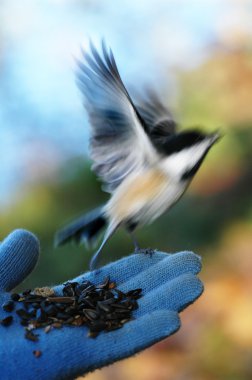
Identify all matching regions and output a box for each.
[54,206,107,247]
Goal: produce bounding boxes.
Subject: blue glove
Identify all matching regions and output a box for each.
[0,229,203,380]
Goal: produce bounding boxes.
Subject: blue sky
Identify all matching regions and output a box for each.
[0,0,251,206]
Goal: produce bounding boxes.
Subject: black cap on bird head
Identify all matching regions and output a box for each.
[160,129,220,180]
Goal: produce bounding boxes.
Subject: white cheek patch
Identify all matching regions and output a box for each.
[160,139,212,178]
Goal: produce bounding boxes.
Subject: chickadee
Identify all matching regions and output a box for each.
[55,41,220,270]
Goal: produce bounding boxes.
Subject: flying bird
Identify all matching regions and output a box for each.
[55,41,220,270]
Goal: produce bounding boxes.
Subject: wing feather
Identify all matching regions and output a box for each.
[136,89,177,149]
[77,41,157,193]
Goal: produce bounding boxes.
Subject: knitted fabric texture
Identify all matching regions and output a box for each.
[0,229,39,292]
[0,229,203,380]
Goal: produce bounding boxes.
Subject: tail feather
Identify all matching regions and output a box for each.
[54,206,107,247]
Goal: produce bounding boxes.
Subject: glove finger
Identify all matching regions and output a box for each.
[0,229,39,292]
[81,310,181,374]
[97,251,201,287]
[119,251,202,294]
[134,273,204,317]
[54,251,168,294]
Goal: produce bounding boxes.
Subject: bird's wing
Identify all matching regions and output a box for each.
[136,89,177,150]
[77,41,158,193]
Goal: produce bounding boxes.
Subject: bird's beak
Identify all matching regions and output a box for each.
[209,131,222,145]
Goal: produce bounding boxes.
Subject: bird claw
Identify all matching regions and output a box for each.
[135,248,156,257]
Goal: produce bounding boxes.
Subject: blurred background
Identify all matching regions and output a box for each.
[0,0,252,379]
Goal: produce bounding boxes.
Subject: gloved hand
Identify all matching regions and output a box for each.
[0,229,203,380]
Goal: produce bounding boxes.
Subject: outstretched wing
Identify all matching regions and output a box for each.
[137,89,177,150]
[77,41,158,193]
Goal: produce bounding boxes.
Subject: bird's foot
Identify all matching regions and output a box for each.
[135,248,156,257]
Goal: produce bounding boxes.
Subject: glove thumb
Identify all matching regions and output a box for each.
[0,229,39,292]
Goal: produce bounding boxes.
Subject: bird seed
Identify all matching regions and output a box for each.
[1,277,142,342]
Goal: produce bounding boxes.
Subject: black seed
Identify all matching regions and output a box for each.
[44,325,52,333]
[11,293,20,302]
[2,300,14,312]
[83,309,98,321]
[56,312,70,321]
[20,320,29,326]
[39,301,47,309]
[63,283,75,297]
[23,297,43,304]
[4,277,142,339]
[104,291,115,300]
[25,330,39,342]
[23,302,31,311]
[72,316,84,326]
[44,305,57,316]
[110,303,129,310]
[89,320,107,332]
[64,306,76,315]
[24,294,38,300]
[75,283,90,296]
[83,284,96,293]
[69,282,79,290]
[0,316,13,326]
[31,303,40,309]
[33,350,42,358]
[36,309,47,323]
[16,309,32,320]
[55,303,66,312]
[113,308,132,315]
[80,280,92,289]
[97,301,111,313]
[100,298,114,305]
[96,276,110,289]
[129,300,139,310]
[126,289,142,298]
[105,312,124,320]
[120,318,131,324]
[51,322,62,329]
[29,309,37,318]
[64,317,74,324]
[22,289,31,296]
[46,296,75,304]
[79,296,95,308]
[113,289,125,300]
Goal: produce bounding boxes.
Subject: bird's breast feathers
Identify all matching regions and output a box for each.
[105,167,186,225]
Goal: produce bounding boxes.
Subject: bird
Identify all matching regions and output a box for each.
[54,40,220,270]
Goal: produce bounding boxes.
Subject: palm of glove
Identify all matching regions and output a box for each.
[0,230,203,380]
